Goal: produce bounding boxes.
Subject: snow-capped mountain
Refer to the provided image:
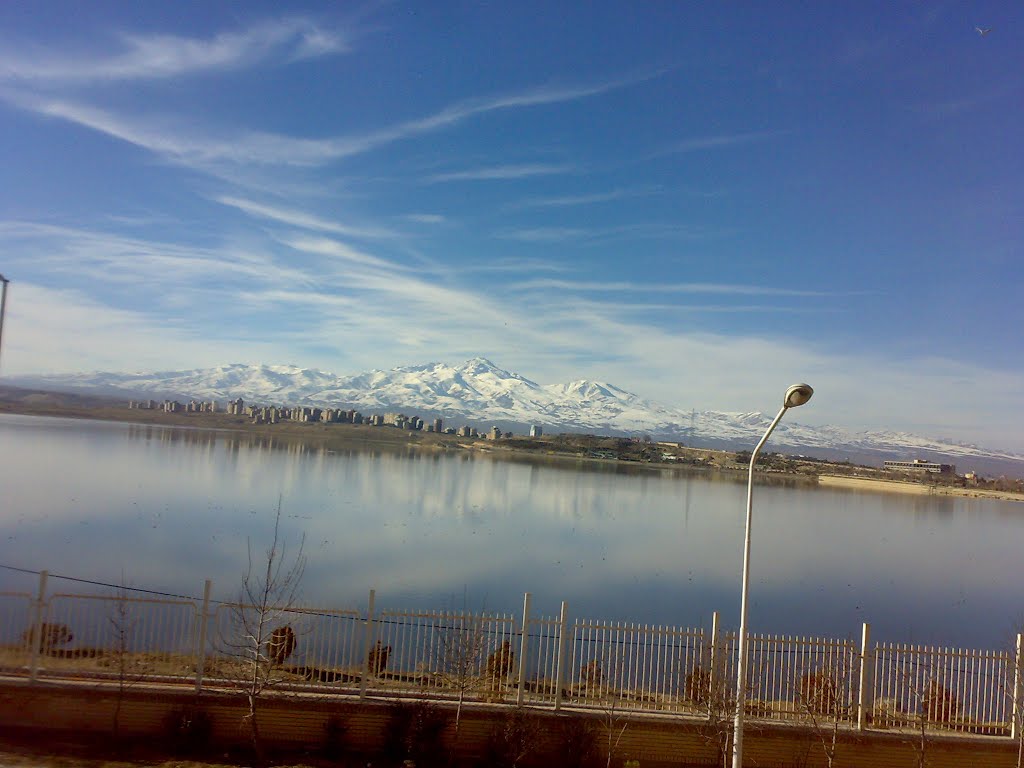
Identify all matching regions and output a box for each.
[8,357,1024,473]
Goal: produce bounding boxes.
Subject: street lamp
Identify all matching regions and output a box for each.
[732,383,813,768]
[0,274,8,374]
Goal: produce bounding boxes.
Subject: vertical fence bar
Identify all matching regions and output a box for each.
[1013,633,1022,740]
[858,622,872,730]
[360,589,375,701]
[194,579,212,694]
[517,593,531,706]
[708,611,719,711]
[554,601,569,711]
[28,570,48,684]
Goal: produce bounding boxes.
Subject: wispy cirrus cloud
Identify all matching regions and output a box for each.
[2,282,287,374]
[404,214,446,224]
[509,278,831,297]
[0,18,349,84]
[497,227,592,243]
[424,164,575,183]
[660,129,791,155]
[14,96,340,166]
[215,196,401,240]
[276,234,407,272]
[496,222,714,243]
[0,220,309,289]
[3,73,646,172]
[508,185,661,209]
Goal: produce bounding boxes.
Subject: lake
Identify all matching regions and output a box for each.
[1,413,1021,649]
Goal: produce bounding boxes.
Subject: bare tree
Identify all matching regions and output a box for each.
[896,653,957,768]
[106,578,152,739]
[219,498,306,763]
[598,657,629,768]
[997,625,1024,768]
[1012,632,1024,768]
[484,706,543,768]
[432,600,514,762]
[793,644,856,768]
[688,635,763,768]
[690,663,735,768]
[576,652,628,768]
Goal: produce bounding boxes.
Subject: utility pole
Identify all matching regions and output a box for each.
[0,274,9,374]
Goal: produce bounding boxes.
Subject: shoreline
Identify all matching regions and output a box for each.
[3,403,1023,504]
[817,474,1024,503]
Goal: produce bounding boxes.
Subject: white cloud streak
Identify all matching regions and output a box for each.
[215,196,401,240]
[4,73,645,171]
[508,186,662,209]
[0,18,348,83]
[509,278,830,297]
[425,164,575,183]
[662,130,791,155]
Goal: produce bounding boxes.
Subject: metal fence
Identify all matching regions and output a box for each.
[872,642,1013,735]
[3,569,1023,742]
[565,618,706,713]
[724,633,860,723]
[0,592,34,671]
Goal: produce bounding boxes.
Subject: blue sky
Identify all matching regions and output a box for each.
[0,2,1021,450]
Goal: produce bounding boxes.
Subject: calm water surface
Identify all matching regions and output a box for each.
[1,414,1021,649]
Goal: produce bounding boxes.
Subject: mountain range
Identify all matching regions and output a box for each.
[8,357,1024,476]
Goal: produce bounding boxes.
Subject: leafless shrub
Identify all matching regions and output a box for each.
[218,498,306,765]
[794,650,854,768]
[485,707,543,768]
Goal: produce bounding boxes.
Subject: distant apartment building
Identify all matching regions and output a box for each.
[227,398,245,415]
[884,459,956,475]
[490,426,502,440]
[384,412,416,429]
[433,418,443,434]
[529,425,543,437]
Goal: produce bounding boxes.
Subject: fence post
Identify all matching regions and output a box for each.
[553,601,569,712]
[858,622,873,731]
[193,579,212,695]
[28,570,48,684]
[708,611,720,703]
[516,593,532,706]
[360,589,376,701]
[1012,633,1022,741]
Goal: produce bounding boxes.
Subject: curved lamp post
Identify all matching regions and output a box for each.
[732,383,813,768]
[0,274,8,373]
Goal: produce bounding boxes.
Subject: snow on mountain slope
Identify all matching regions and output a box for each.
[8,357,1024,468]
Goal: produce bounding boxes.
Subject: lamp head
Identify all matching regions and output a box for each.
[783,383,813,409]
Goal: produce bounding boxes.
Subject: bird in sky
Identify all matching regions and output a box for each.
[975,26,993,36]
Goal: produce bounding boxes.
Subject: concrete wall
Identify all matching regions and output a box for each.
[0,680,1017,767]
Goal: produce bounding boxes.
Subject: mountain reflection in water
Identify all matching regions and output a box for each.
[0,414,1021,649]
